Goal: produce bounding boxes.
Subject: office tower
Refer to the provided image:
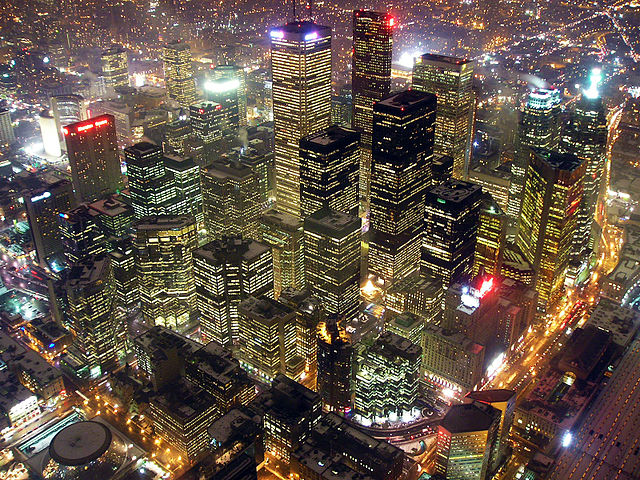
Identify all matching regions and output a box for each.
[190,101,223,147]
[432,154,454,184]
[355,331,421,420]
[435,402,500,480]
[135,215,198,331]
[39,111,61,157]
[108,238,138,309]
[164,154,203,224]
[473,193,508,277]
[201,161,261,241]
[0,108,15,148]
[271,22,332,218]
[124,142,175,219]
[24,177,75,266]
[59,204,106,264]
[562,81,607,266]
[332,90,352,128]
[317,320,354,413]
[369,90,436,284]
[516,149,585,311]
[210,64,247,127]
[260,209,306,297]
[508,88,562,219]
[413,54,474,179]
[386,311,423,347]
[163,119,191,155]
[185,341,257,412]
[194,237,273,346]
[422,179,482,287]
[237,296,302,382]
[300,126,360,217]
[352,10,393,202]
[100,45,129,94]
[385,272,443,322]
[64,114,123,202]
[304,208,360,321]
[50,95,85,147]
[88,196,134,240]
[65,256,124,377]
[259,375,322,470]
[467,389,516,473]
[291,413,405,480]
[163,40,196,108]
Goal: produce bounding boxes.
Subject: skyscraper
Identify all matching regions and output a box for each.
[304,208,361,321]
[194,236,273,346]
[135,215,198,331]
[164,154,203,225]
[300,126,360,218]
[0,108,15,148]
[352,10,393,203]
[260,209,306,298]
[211,64,247,127]
[163,40,197,108]
[59,204,106,265]
[271,22,332,218]
[189,101,223,147]
[317,320,354,413]
[369,90,436,284]
[473,193,508,277]
[413,54,474,179]
[64,114,123,202]
[201,161,262,241]
[422,179,482,287]
[508,88,562,219]
[100,45,129,95]
[516,149,585,311]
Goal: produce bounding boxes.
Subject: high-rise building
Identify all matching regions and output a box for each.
[88,196,134,240]
[59,204,106,264]
[65,255,124,377]
[100,45,129,95]
[369,90,436,284]
[508,88,562,219]
[304,208,360,321]
[124,142,175,219]
[23,176,75,266]
[355,331,421,420]
[473,193,508,277]
[135,215,198,331]
[39,111,61,157]
[163,40,197,108]
[50,94,85,149]
[164,154,203,224]
[194,237,273,346]
[210,64,247,127]
[317,320,354,413]
[422,179,482,288]
[108,238,138,309]
[190,101,223,147]
[385,271,443,323]
[352,10,393,202]
[300,126,360,218]
[64,114,123,202]
[0,108,15,148]
[386,311,424,347]
[435,402,500,480]
[516,149,584,311]
[201,161,261,241]
[163,119,191,155]
[271,22,332,218]
[259,209,306,297]
[413,54,474,179]
[561,85,607,269]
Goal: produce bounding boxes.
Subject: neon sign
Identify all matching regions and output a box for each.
[31,191,51,202]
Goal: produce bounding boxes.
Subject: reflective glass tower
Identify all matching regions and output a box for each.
[163,40,197,108]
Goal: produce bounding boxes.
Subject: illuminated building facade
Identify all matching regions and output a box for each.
[39,111,61,157]
[64,114,123,202]
[300,126,360,218]
[50,95,85,149]
[259,209,306,297]
[317,320,354,413]
[23,177,75,266]
[59,204,106,264]
[422,179,482,288]
[194,237,273,347]
[386,311,423,347]
[355,331,421,419]
[516,149,585,311]
[190,101,223,147]
[468,163,511,213]
[352,10,393,202]
[164,119,191,155]
[508,88,562,219]
[412,54,474,179]
[201,161,261,241]
[135,215,198,331]
[88,196,134,240]
[369,90,436,284]
[100,45,129,95]
[435,402,500,480]
[163,40,196,108]
[65,256,124,377]
[385,271,443,323]
[164,154,203,225]
[108,238,138,309]
[271,22,332,218]
[304,208,361,321]
[473,193,508,277]
[0,108,15,148]
[211,64,247,127]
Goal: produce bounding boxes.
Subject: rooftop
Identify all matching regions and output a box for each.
[369,331,421,362]
[301,126,360,151]
[376,89,436,112]
[428,179,482,204]
[135,215,195,231]
[533,148,584,173]
[238,296,294,322]
[304,208,360,238]
[418,53,471,66]
[586,299,640,348]
[467,389,516,404]
[194,236,270,265]
[440,402,500,434]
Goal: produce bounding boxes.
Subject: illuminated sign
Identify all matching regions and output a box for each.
[305,31,318,41]
[95,119,109,127]
[270,30,284,39]
[388,17,395,27]
[31,191,51,202]
[77,123,94,132]
[205,78,240,93]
